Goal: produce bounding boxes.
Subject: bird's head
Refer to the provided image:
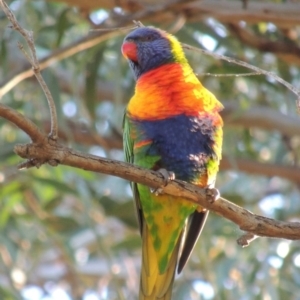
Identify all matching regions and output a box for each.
[121,27,188,79]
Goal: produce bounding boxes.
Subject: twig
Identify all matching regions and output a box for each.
[133,20,145,27]
[0,0,58,139]
[237,233,258,247]
[198,72,262,78]
[182,43,300,106]
[0,29,121,98]
[90,25,137,32]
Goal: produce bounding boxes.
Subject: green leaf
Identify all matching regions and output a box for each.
[55,8,72,47]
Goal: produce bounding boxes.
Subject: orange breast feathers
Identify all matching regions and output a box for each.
[127,63,223,122]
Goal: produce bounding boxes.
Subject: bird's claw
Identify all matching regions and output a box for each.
[150,187,164,196]
[158,168,175,186]
[205,187,220,203]
[150,168,175,195]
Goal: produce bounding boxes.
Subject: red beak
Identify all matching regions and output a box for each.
[121,41,138,61]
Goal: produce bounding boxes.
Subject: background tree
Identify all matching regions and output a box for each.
[0,0,300,299]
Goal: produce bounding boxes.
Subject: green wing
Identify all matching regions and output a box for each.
[122,112,133,165]
[123,113,143,234]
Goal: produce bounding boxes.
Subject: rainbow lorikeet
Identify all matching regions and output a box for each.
[121,27,223,300]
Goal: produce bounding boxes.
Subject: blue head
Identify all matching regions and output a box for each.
[121,27,187,79]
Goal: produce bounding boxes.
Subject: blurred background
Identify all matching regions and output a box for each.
[0,0,300,299]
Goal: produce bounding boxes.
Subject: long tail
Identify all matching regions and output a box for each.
[139,222,181,300]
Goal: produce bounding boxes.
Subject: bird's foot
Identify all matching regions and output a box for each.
[205,187,220,203]
[150,168,175,196]
[158,168,175,186]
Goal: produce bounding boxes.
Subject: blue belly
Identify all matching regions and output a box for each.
[131,114,216,181]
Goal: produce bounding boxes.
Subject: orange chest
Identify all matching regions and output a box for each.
[127,63,223,120]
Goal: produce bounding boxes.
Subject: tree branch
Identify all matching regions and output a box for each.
[0,103,44,143]
[12,138,300,242]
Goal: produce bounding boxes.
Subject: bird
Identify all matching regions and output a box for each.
[121,26,223,300]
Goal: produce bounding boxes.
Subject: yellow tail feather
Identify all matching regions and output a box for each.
[139,222,181,300]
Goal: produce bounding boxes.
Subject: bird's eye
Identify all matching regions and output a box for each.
[140,35,154,42]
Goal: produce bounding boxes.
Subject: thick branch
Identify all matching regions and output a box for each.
[0,104,44,143]
[14,141,300,241]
